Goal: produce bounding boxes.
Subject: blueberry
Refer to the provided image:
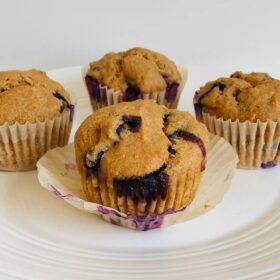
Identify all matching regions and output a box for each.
[163,114,170,125]
[123,84,141,101]
[116,115,142,135]
[195,82,227,112]
[114,164,169,204]
[163,76,179,102]
[83,150,105,178]
[214,82,226,91]
[169,130,206,158]
[194,103,203,120]
[53,92,70,113]
[168,146,176,155]
[261,161,276,169]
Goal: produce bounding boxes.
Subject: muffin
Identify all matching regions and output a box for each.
[83,47,187,110]
[74,100,209,216]
[0,69,74,171]
[194,71,280,168]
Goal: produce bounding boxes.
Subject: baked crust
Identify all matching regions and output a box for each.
[0,69,71,125]
[194,71,280,122]
[86,47,181,94]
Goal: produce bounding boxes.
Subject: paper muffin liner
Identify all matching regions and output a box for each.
[82,166,201,217]
[81,65,188,111]
[37,134,238,231]
[0,94,75,171]
[201,112,280,169]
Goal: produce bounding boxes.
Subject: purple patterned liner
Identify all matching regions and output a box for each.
[47,184,84,203]
[97,205,186,231]
[48,182,185,231]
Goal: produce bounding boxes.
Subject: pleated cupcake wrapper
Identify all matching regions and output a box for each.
[83,168,200,217]
[81,65,188,110]
[0,88,76,171]
[0,111,73,171]
[201,112,280,169]
[37,134,239,231]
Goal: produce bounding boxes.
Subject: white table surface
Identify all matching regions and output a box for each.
[0,0,279,73]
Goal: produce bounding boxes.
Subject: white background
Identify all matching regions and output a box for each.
[0,0,279,73]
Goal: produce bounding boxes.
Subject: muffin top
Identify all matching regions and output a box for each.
[0,69,71,125]
[75,100,209,186]
[86,47,182,94]
[194,71,280,122]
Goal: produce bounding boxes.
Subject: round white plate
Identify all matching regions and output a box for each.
[0,66,279,280]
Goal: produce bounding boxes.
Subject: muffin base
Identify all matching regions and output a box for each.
[0,109,73,171]
[81,160,202,216]
[200,112,280,169]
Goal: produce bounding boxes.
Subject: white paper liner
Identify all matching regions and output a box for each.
[81,64,188,110]
[37,134,238,231]
[0,90,75,171]
[202,112,280,169]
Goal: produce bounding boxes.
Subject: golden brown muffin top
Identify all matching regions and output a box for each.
[86,47,182,93]
[194,71,280,122]
[74,100,209,184]
[0,69,71,125]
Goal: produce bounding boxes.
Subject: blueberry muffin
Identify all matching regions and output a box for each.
[74,100,209,216]
[0,69,74,171]
[194,71,280,168]
[84,47,186,110]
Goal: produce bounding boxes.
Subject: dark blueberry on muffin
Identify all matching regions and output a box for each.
[53,91,70,113]
[114,165,169,205]
[122,84,142,102]
[116,115,142,135]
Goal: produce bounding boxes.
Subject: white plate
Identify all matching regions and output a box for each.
[0,66,279,280]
